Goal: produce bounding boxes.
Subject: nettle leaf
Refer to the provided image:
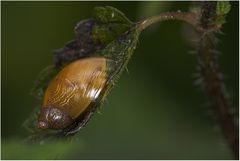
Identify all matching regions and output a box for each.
[29,6,141,138]
[92,6,133,45]
[93,6,133,24]
[31,65,60,99]
[31,6,137,99]
[215,1,231,25]
[208,1,231,26]
[216,1,231,15]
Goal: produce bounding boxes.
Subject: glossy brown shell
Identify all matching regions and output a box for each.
[42,57,106,119]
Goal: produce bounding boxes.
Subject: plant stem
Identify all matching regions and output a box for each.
[197,2,239,159]
[136,3,238,159]
[197,33,239,159]
[137,11,199,32]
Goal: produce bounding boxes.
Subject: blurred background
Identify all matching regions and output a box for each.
[1,1,239,159]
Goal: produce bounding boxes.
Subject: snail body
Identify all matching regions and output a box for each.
[37,57,107,131]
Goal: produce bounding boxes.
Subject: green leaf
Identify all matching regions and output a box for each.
[211,1,231,26]
[216,1,231,15]
[93,6,133,24]
[100,29,140,83]
[92,23,131,45]
[31,6,137,100]
[53,6,134,67]
[29,6,141,138]
[31,65,60,99]
[92,6,133,46]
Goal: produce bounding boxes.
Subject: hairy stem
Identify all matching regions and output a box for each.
[197,2,239,159]
[136,2,238,159]
[197,33,239,159]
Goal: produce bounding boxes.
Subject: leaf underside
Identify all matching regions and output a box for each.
[28,6,141,140]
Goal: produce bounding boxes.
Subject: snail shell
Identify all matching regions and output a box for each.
[37,57,106,130]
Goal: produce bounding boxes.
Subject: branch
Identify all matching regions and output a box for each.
[196,2,239,159]
[137,11,199,32]
[136,2,238,159]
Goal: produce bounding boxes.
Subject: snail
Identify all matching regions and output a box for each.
[37,57,107,134]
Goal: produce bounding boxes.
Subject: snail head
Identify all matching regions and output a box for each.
[37,107,73,130]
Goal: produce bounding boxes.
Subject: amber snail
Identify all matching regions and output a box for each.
[36,57,108,134]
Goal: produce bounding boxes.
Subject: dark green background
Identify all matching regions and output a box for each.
[2,1,239,159]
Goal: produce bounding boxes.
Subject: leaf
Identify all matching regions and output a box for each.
[99,28,140,85]
[54,6,134,67]
[54,19,100,67]
[31,5,134,99]
[92,6,133,46]
[93,6,133,24]
[215,1,231,25]
[216,1,231,15]
[31,65,60,99]
[209,1,231,26]
[29,6,141,138]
